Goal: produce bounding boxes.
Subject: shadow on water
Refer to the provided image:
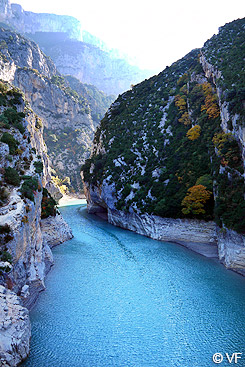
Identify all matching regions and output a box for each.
[79,206,137,262]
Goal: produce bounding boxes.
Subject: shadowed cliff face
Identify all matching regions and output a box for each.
[82,18,245,273]
[0,26,100,194]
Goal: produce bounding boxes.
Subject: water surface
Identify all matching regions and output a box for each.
[22,204,245,367]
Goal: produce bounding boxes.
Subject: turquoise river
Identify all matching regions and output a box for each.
[22,202,245,367]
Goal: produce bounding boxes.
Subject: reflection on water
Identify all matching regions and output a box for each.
[22,204,245,367]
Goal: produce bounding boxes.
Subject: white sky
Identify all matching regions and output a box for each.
[11,0,245,72]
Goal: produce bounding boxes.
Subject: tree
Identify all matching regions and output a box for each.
[175,94,187,111]
[179,111,191,125]
[201,82,220,119]
[186,125,201,140]
[181,184,212,215]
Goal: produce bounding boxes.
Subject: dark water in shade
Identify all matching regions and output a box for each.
[22,204,245,367]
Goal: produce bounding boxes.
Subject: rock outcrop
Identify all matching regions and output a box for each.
[217,228,245,276]
[41,212,73,248]
[0,285,30,367]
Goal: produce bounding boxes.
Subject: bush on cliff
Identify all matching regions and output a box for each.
[1,132,19,155]
[20,177,39,201]
[4,167,21,186]
[41,188,57,218]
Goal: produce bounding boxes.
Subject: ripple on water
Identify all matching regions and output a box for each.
[22,205,245,367]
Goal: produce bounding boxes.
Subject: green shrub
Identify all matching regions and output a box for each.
[0,224,11,235]
[0,224,13,245]
[3,108,25,133]
[20,177,38,201]
[0,114,10,128]
[35,117,42,129]
[0,132,19,154]
[34,161,43,174]
[0,186,10,206]
[41,188,57,218]
[4,167,21,186]
[0,250,12,262]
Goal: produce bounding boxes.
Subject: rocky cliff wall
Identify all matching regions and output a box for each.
[0,0,82,41]
[199,51,245,272]
[200,53,245,166]
[0,285,30,367]
[0,0,151,95]
[0,82,73,366]
[83,176,244,274]
[35,38,152,95]
[0,26,95,193]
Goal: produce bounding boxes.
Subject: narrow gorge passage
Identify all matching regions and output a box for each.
[22,203,245,367]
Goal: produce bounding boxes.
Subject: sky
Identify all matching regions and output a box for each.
[11,0,245,72]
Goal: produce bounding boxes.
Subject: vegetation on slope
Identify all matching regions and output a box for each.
[82,18,245,233]
[202,18,245,122]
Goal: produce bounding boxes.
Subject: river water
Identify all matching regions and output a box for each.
[22,203,245,367]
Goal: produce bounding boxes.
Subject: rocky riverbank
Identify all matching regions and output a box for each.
[84,181,245,276]
[0,212,73,367]
[108,208,218,258]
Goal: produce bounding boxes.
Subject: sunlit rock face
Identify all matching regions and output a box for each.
[41,41,151,95]
[0,26,96,193]
[0,286,31,367]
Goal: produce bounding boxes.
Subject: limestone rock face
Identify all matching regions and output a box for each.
[39,39,152,95]
[109,208,218,257]
[41,213,73,248]
[0,26,95,193]
[0,285,31,367]
[0,0,151,95]
[0,27,56,81]
[0,0,82,41]
[0,83,72,365]
[217,229,245,275]
[84,182,218,258]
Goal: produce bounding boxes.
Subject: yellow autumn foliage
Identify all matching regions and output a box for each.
[201,82,220,119]
[178,111,191,125]
[181,184,212,215]
[175,94,186,111]
[186,125,201,140]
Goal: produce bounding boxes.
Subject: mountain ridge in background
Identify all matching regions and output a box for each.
[0,0,152,95]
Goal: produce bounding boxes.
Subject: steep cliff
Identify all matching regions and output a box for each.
[0,0,152,95]
[27,31,152,95]
[82,18,245,274]
[0,81,72,366]
[0,26,102,194]
[0,1,82,40]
